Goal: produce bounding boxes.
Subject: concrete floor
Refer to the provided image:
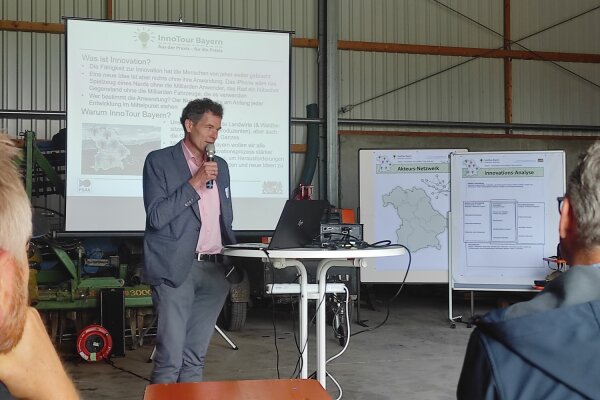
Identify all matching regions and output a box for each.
[60,287,499,400]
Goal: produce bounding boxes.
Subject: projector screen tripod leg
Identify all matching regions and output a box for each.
[214,325,238,350]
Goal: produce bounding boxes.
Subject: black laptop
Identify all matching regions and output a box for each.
[226,200,330,250]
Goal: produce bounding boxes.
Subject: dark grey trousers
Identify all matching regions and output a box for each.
[150,260,230,383]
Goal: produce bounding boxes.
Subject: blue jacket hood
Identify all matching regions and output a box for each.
[476,298,600,399]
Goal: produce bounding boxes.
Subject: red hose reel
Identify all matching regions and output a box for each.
[76,324,113,362]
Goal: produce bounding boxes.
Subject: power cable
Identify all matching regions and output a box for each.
[326,286,351,365]
[104,358,150,382]
[264,250,281,379]
[289,296,304,379]
[351,244,411,337]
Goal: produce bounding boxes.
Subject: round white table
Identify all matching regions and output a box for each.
[223,245,406,388]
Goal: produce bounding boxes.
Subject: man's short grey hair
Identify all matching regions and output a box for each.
[179,98,224,133]
[566,141,600,248]
[0,134,32,265]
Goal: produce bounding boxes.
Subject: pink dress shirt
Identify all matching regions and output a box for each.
[181,141,223,255]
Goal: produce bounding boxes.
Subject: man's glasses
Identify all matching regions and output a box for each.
[557,196,565,213]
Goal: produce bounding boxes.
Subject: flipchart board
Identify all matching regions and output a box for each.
[359,149,466,283]
[449,150,565,292]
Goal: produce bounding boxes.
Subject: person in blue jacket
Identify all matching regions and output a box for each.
[457,141,600,400]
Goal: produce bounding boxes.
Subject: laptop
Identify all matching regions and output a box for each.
[226,200,330,250]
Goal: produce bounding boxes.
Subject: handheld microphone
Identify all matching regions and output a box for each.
[206,143,215,189]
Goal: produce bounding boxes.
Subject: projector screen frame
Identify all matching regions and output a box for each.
[64,17,293,235]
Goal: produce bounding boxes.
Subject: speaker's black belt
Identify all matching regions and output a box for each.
[195,253,224,263]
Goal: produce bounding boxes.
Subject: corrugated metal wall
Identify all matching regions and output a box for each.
[339,0,502,47]
[1,0,105,136]
[338,0,600,130]
[339,0,503,126]
[1,0,318,196]
[1,0,317,135]
[3,1,600,134]
[0,1,315,213]
[3,1,600,131]
[511,1,600,126]
[2,0,600,211]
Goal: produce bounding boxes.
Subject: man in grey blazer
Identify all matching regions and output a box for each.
[143,98,236,383]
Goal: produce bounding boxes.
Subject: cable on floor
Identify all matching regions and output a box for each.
[327,371,343,400]
[264,249,281,379]
[351,244,412,337]
[104,358,150,382]
[326,286,351,365]
[322,286,352,400]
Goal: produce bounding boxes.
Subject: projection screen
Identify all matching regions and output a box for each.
[66,18,291,232]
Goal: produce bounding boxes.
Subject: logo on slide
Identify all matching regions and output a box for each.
[375,155,392,172]
[463,159,479,176]
[79,179,92,192]
[133,28,154,48]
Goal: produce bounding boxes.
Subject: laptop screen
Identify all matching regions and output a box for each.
[226,200,329,250]
[267,200,330,249]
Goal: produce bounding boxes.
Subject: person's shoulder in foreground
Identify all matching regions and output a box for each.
[0,133,79,400]
[457,267,600,400]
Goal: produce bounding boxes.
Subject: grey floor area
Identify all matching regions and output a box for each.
[61,287,507,400]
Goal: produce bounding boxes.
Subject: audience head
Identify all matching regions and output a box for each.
[560,141,600,261]
[0,133,32,353]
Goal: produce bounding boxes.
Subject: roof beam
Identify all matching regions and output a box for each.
[2,19,599,64]
[0,20,64,34]
[336,41,600,63]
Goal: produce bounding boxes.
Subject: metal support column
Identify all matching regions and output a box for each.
[318,0,327,200]
[326,0,339,207]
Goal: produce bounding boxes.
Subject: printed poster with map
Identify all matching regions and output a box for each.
[359,149,466,283]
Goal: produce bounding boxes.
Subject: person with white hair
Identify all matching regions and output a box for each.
[0,134,79,399]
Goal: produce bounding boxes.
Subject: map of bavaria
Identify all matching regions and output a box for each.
[382,187,446,252]
[359,149,466,282]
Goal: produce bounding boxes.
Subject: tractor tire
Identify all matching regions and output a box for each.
[221,299,247,331]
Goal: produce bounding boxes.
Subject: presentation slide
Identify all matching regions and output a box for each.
[450,151,565,287]
[359,149,466,283]
[65,19,291,232]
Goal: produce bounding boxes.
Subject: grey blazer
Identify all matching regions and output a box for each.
[142,140,236,287]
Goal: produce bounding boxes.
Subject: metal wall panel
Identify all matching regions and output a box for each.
[1,0,318,132]
[512,0,600,53]
[1,30,65,138]
[513,60,600,126]
[336,0,600,131]
[1,0,105,138]
[338,51,505,123]
[338,0,504,127]
[112,0,316,36]
[510,1,600,128]
[2,0,600,219]
[2,1,600,136]
[1,0,106,23]
[1,0,319,196]
[339,0,502,48]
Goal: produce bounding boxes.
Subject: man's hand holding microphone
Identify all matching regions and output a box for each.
[189,143,217,190]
